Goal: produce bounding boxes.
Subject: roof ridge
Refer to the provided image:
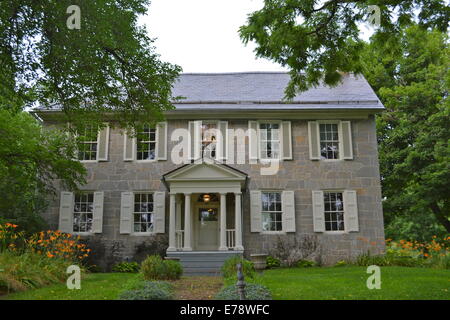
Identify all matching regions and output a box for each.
[179,71,289,75]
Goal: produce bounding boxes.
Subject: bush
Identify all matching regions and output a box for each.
[266,256,281,269]
[297,259,317,268]
[119,281,174,300]
[269,235,320,267]
[215,283,272,300]
[354,252,423,267]
[164,260,183,279]
[221,256,255,280]
[112,261,140,273]
[140,255,182,280]
[334,260,348,267]
[0,250,72,293]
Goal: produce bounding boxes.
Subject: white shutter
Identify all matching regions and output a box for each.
[92,191,104,233]
[281,121,292,160]
[308,121,320,160]
[154,191,166,233]
[156,122,168,160]
[97,124,109,161]
[282,191,296,232]
[312,190,325,232]
[248,121,259,162]
[250,190,262,232]
[123,130,135,161]
[188,121,202,160]
[218,121,228,161]
[120,192,133,234]
[340,121,353,160]
[59,192,74,233]
[344,190,359,232]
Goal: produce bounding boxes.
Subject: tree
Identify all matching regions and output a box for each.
[361,25,449,239]
[0,0,181,128]
[239,0,449,98]
[0,110,86,233]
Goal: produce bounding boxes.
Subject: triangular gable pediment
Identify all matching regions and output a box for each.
[164,161,247,182]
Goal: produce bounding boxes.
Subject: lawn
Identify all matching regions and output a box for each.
[254,266,450,300]
[1,273,141,300]
[2,266,449,300]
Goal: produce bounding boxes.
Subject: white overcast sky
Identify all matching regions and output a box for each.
[140,0,287,73]
[140,0,373,73]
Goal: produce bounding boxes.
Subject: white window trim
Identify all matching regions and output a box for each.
[260,190,284,233]
[72,191,95,235]
[78,127,100,163]
[134,126,159,163]
[200,120,220,161]
[257,120,283,162]
[131,191,156,235]
[317,120,344,162]
[322,189,347,234]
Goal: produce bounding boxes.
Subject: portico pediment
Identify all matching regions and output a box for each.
[162,160,247,194]
[163,161,247,182]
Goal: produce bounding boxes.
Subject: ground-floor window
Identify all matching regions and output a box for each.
[73,192,94,232]
[324,191,345,231]
[261,191,282,231]
[133,193,154,232]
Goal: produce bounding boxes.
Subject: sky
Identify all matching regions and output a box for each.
[140,0,287,73]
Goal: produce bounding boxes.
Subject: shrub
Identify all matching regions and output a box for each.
[297,259,317,268]
[119,281,174,300]
[269,235,320,267]
[26,230,90,263]
[221,256,255,280]
[112,261,140,273]
[215,283,272,300]
[334,260,348,267]
[0,223,24,252]
[164,259,183,279]
[0,250,72,293]
[266,256,281,269]
[141,255,183,280]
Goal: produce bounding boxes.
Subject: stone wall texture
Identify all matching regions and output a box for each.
[43,116,385,270]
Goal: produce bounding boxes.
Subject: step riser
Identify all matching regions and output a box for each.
[167,251,243,275]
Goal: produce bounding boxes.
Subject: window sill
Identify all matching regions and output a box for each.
[135,160,158,163]
[323,231,348,235]
[130,232,156,236]
[260,231,286,235]
[79,160,98,163]
[72,232,95,236]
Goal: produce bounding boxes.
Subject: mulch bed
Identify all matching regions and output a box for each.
[172,276,223,300]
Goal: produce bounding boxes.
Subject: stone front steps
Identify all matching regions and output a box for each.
[166,251,243,276]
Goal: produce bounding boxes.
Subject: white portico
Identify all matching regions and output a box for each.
[162,160,247,252]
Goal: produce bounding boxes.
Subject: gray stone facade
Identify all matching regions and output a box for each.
[42,116,385,270]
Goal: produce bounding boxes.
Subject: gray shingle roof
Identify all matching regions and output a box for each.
[171,72,384,110]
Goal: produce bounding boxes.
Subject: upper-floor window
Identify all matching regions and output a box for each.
[324,191,344,231]
[136,126,157,161]
[73,192,94,232]
[201,122,217,159]
[319,123,339,160]
[77,126,98,161]
[133,193,154,233]
[261,191,282,231]
[259,122,280,160]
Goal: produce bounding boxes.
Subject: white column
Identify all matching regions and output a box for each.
[219,193,228,250]
[167,193,176,251]
[183,193,192,251]
[234,192,244,250]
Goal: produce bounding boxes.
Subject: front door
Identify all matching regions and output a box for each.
[194,204,219,250]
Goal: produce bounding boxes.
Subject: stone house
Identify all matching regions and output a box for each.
[34,72,385,273]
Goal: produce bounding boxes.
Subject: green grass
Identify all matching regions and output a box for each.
[3,267,449,300]
[2,273,141,300]
[254,266,450,300]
